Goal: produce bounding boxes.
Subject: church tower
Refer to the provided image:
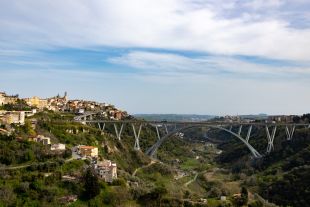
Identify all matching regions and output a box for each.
[64,91,68,102]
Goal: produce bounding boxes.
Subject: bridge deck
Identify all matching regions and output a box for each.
[74,119,308,126]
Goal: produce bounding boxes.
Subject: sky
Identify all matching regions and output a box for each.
[0,0,310,115]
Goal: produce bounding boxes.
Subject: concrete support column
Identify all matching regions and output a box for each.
[238,125,243,136]
[114,123,124,141]
[98,123,106,131]
[155,125,161,140]
[285,125,295,140]
[246,125,252,143]
[132,124,142,150]
[164,124,169,135]
[266,126,277,154]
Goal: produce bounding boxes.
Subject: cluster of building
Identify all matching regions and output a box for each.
[0,92,18,106]
[94,159,117,183]
[1,91,128,120]
[24,92,68,111]
[0,110,26,125]
[267,115,295,123]
[29,135,66,152]
[0,109,38,126]
[74,145,117,182]
[67,100,128,120]
[219,114,301,124]
[222,115,242,122]
[30,135,51,145]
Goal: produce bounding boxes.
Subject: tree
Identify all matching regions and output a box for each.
[232,187,248,207]
[240,187,248,205]
[82,167,100,200]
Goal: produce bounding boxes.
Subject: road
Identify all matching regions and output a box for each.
[0,158,75,170]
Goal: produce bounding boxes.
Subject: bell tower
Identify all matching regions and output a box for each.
[64,91,68,101]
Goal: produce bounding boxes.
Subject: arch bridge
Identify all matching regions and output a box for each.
[74,116,310,159]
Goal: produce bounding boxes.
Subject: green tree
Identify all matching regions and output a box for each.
[240,187,248,205]
[82,167,100,200]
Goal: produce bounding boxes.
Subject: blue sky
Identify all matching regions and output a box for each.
[0,0,310,115]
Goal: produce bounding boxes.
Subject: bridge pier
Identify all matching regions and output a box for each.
[132,124,142,150]
[74,118,310,158]
[238,125,243,136]
[114,123,124,140]
[164,124,169,134]
[285,125,295,140]
[98,123,106,131]
[155,125,161,140]
[266,126,277,154]
[98,123,106,135]
[246,125,252,143]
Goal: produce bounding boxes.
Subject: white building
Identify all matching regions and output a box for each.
[51,143,66,151]
[0,92,5,106]
[0,111,25,125]
[34,135,51,145]
[78,109,85,114]
[220,196,227,201]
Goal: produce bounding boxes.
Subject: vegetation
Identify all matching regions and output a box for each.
[82,168,100,199]
[0,107,309,206]
[0,99,33,111]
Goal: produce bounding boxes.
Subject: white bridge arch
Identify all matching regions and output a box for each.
[74,115,310,159]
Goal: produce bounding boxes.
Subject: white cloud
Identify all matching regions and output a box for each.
[0,0,310,61]
[244,0,284,10]
[109,51,310,77]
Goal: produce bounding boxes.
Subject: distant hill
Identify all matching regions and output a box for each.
[239,114,268,119]
[134,114,216,122]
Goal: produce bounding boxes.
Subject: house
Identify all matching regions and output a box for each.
[51,143,66,151]
[78,108,85,114]
[114,111,123,120]
[95,160,117,182]
[0,111,25,125]
[62,175,78,182]
[199,198,208,203]
[220,196,227,201]
[59,195,78,204]
[0,92,5,106]
[78,146,98,157]
[0,92,18,105]
[33,135,51,145]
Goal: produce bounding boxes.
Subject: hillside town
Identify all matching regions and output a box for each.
[0,91,122,184]
[0,91,129,126]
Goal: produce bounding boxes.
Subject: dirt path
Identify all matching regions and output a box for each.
[184,172,199,187]
[132,160,157,176]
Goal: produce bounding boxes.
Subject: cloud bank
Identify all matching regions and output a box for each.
[1,0,310,61]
